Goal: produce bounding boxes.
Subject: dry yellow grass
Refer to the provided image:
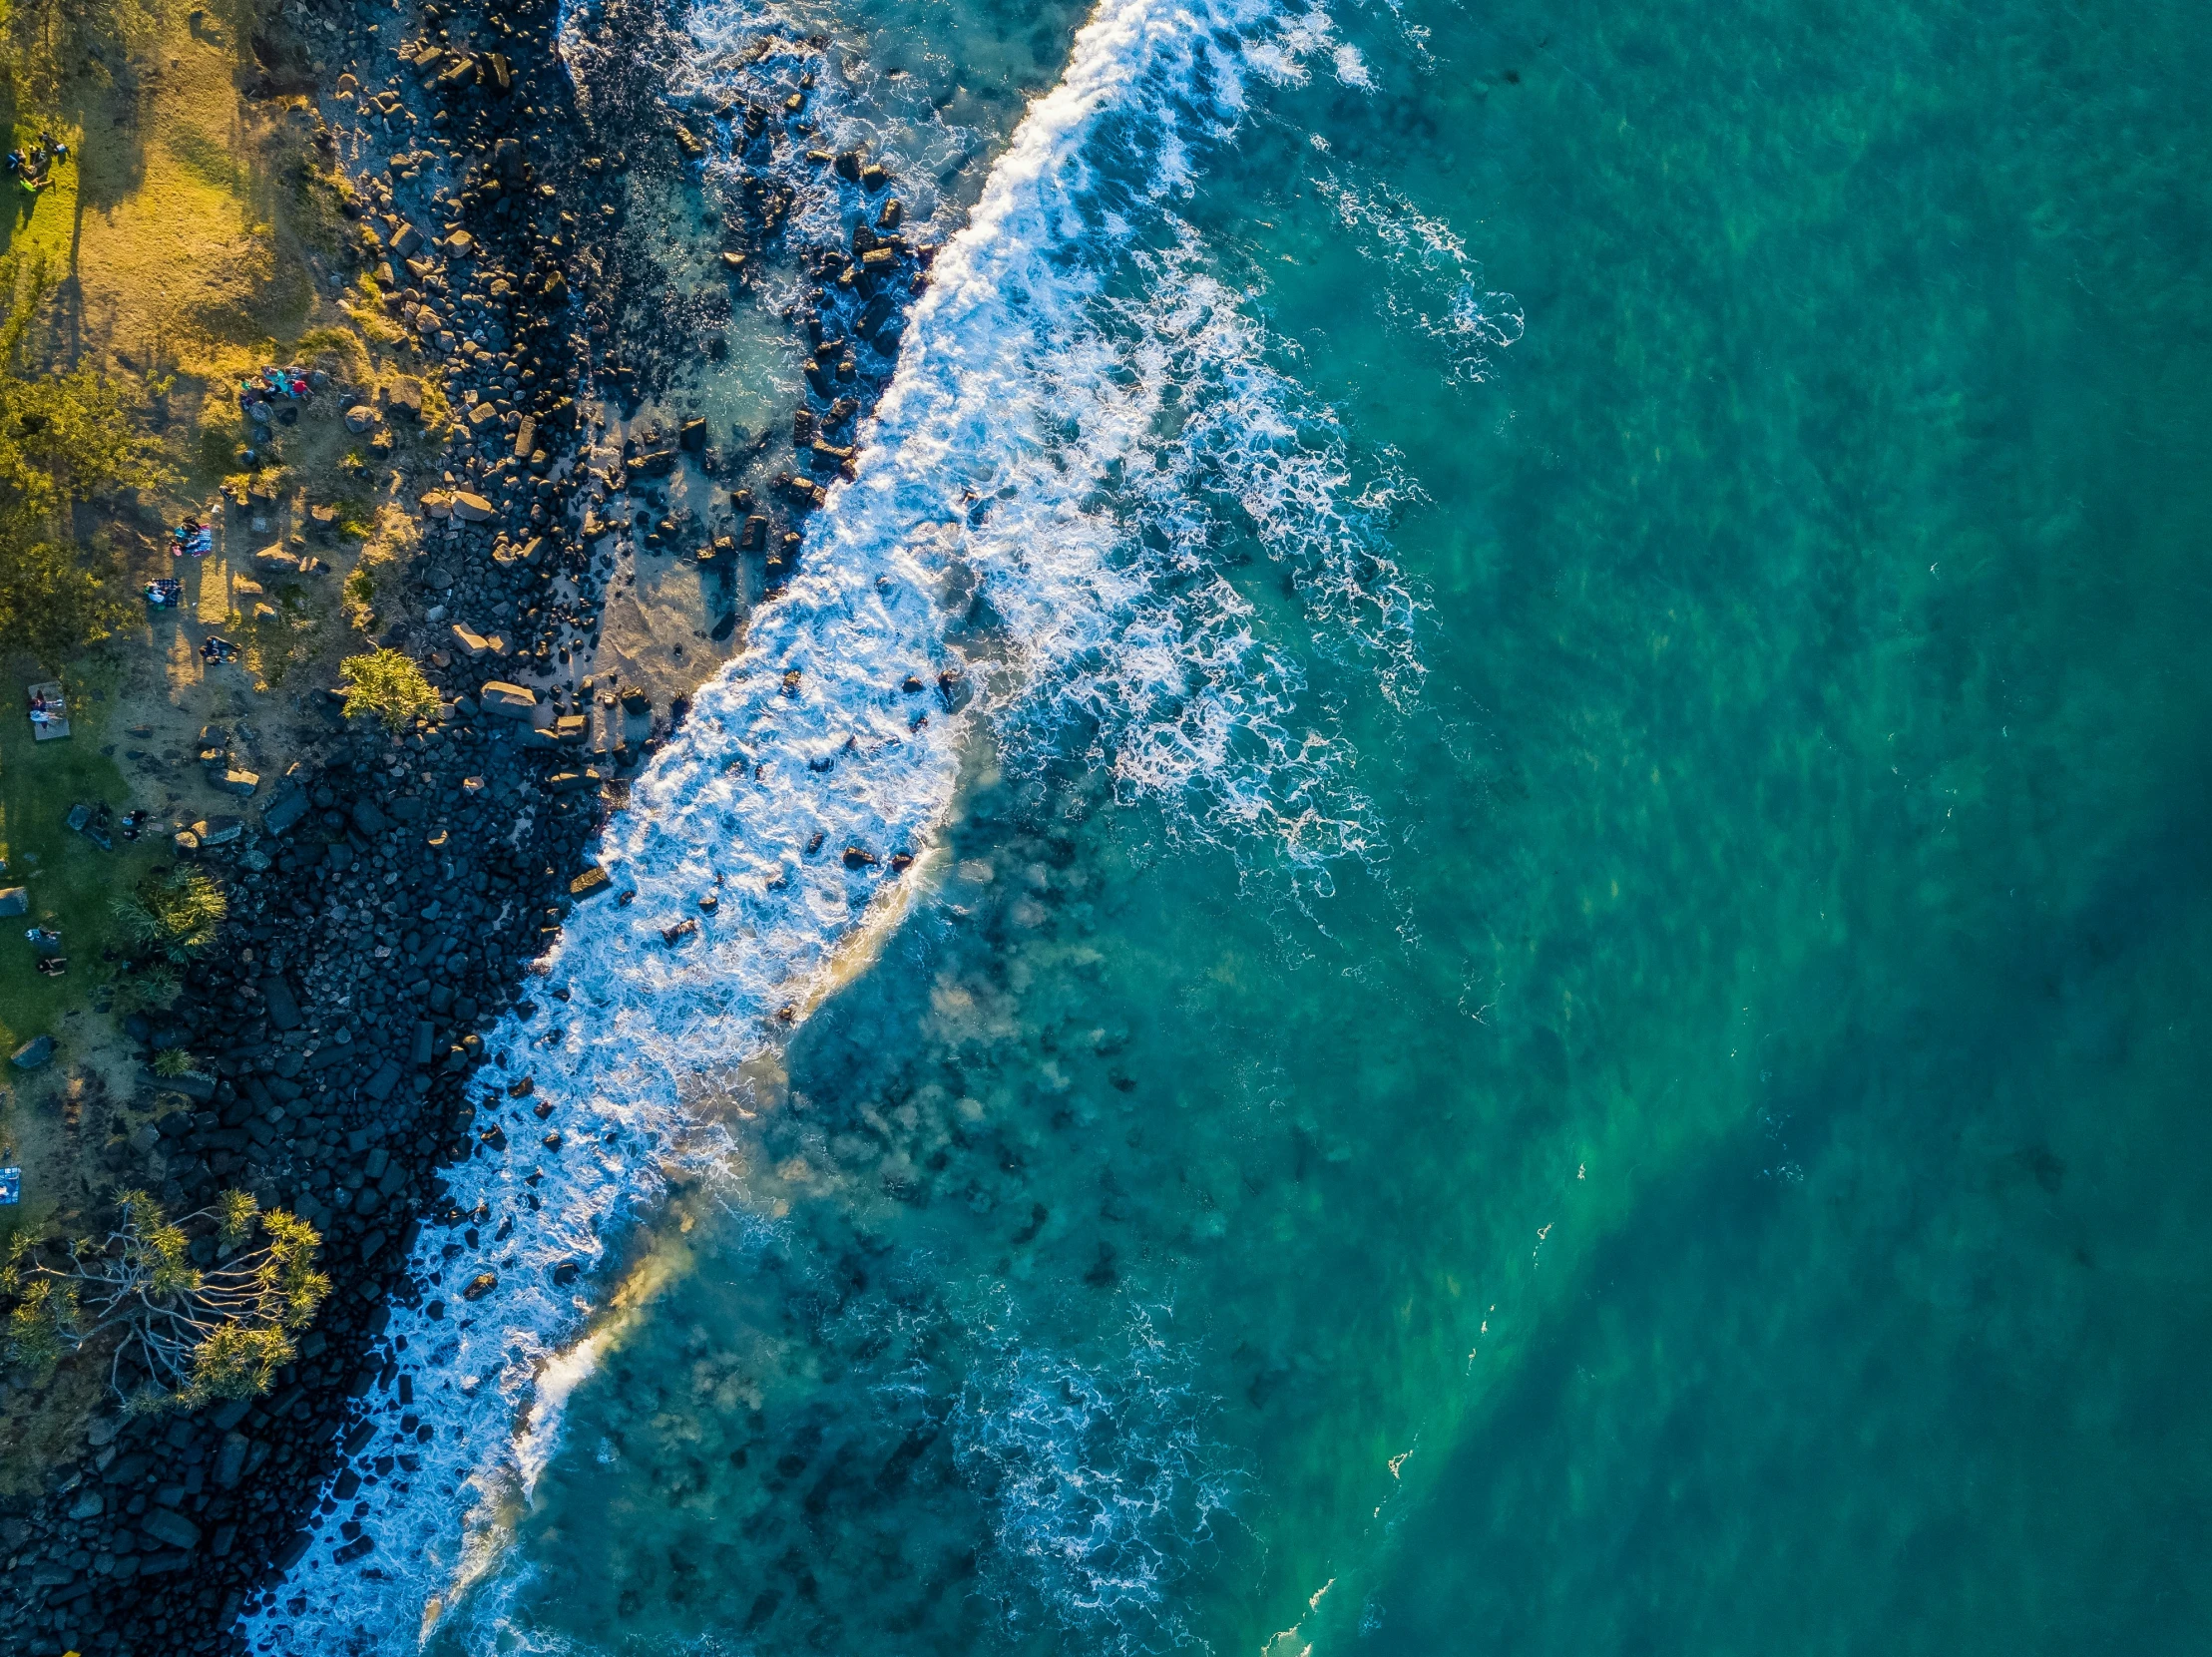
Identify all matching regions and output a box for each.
[68,7,311,376]
[0,0,373,498]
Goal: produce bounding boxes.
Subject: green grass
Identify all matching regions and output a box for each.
[0,664,162,1062]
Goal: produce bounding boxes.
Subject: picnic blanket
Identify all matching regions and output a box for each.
[25,679,68,741]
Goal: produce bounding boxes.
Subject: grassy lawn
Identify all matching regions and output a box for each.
[0,663,162,1064]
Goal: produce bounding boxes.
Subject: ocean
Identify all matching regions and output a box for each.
[251,0,2212,1650]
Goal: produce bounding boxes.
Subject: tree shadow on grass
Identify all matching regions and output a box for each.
[0,0,174,366]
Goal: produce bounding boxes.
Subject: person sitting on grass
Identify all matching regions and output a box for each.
[171,520,212,558]
[28,693,55,726]
[34,957,66,978]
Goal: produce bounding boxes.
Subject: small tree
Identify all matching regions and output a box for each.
[0,532,134,664]
[337,645,438,731]
[111,867,227,961]
[0,1192,331,1411]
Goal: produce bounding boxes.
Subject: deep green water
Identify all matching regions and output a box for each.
[452,0,2212,1650]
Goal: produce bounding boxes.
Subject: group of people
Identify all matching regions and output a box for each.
[7,132,69,200]
[169,517,214,560]
[143,513,239,657]
[24,927,63,978]
[7,795,153,980]
[27,690,62,729]
[239,365,313,422]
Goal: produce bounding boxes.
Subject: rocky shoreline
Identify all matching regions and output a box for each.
[0,0,938,1648]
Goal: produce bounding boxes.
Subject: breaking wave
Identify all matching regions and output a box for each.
[245,0,1403,1648]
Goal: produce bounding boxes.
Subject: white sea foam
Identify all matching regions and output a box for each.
[247,0,1390,1648]
[953,1303,1238,1656]
[1314,177,1526,382]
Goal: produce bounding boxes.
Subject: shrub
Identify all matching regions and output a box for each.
[112,867,227,961]
[109,961,182,1011]
[338,645,437,730]
[0,533,133,664]
[150,1048,194,1078]
[418,372,453,436]
[341,565,375,630]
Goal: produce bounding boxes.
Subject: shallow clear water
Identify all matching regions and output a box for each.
[275,0,2212,1649]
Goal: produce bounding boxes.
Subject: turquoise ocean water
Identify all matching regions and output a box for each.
[266,0,2212,1651]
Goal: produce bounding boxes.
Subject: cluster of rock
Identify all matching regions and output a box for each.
[318,0,607,673]
[563,0,935,608]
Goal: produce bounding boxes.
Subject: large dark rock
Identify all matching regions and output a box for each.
[262,780,310,837]
[139,1508,201,1551]
[261,977,300,1031]
[139,1065,215,1101]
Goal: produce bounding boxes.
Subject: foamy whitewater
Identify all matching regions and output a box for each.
[247,0,1393,1647]
[951,1300,1241,1654]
